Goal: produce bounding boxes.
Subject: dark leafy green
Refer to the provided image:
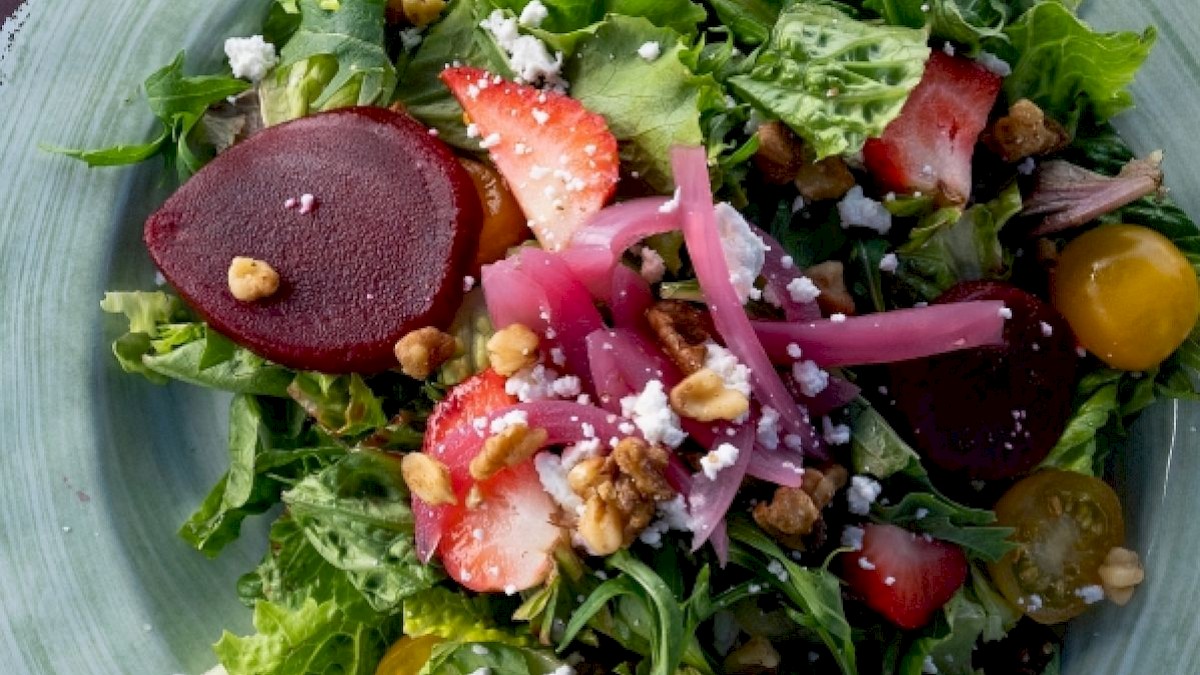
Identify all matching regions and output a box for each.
[703,0,784,46]
[287,372,388,437]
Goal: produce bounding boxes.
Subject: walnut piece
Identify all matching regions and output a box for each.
[388,0,447,26]
[753,464,848,549]
[646,300,712,375]
[753,121,806,184]
[1097,546,1145,606]
[571,438,674,555]
[394,327,459,380]
[983,99,1070,163]
[227,256,280,302]
[804,261,856,317]
[470,424,549,481]
[795,155,856,202]
[400,453,457,506]
[669,368,750,422]
[486,323,541,376]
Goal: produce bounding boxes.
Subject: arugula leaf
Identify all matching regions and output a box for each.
[181,395,344,556]
[703,0,784,46]
[895,180,1022,302]
[1000,2,1154,132]
[260,0,396,125]
[419,641,568,675]
[283,449,442,612]
[567,16,720,192]
[403,586,533,645]
[287,372,388,437]
[728,3,930,159]
[48,52,249,177]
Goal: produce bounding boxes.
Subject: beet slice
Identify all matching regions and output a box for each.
[145,107,482,373]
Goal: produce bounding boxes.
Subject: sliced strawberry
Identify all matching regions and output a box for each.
[441,66,619,251]
[411,369,564,592]
[863,52,1002,206]
[841,523,968,629]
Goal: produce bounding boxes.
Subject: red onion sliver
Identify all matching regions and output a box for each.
[794,374,861,417]
[746,444,807,488]
[563,196,680,297]
[688,423,755,551]
[756,227,821,322]
[481,258,549,332]
[610,264,655,336]
[753,300,1007,367]
[708,519,730,567]
[671,146,820,455]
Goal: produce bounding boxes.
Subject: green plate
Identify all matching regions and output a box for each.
[1,1,1197,673]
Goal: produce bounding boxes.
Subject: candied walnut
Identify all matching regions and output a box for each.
[753,464,848,549]
[1098,546,1145,606]
[470,424,549,481]
[401,453,456,506]
[804,261,856,317]
[669,368,750,422]
[753,121,806,184]
[486,323,540,376]
[724,636,781,675]
[227,256,279,302]
[983,99,1071,163]
[570,438,674,555]
[387,0,447,26]
[394,327,459,380]
[646,300,711,374]
[795,155,856,202]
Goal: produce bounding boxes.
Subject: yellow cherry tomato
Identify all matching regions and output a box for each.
[1052,224,1199,371]
[375,634,443,675]
[459,158,529,269]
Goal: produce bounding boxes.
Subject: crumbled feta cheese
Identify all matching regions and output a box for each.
[1075,585,1105,604]
[532,108,550,125]
[791,195,806,213]
[637,41,661,61]
[639,494,692,546]
[922,655,938,674]
[766,559,788,582]
[462,275,476,292]
[489,409,529,434]
[1018,157,1037,175]
[847,475,882,515]
[1024,594,1044,612]
[399,27,424,51]
[1039,321,1054,337]
[714,202,768,304]
[792,360,829,397]
[298,193,316,214]
[640,247,666,284]
[535,452,583,512]
[756,406,781,450]
[620,381,686,447]
[787,276,821,304]
[224,35,278,82]
[479,132,502,149]
[879,253,899,273]
[837,186,893,234]
[466,123,480,138]
[822,417,851,445]
[857,556,877,570]
[700,442,740,480]
[518,0,549,26]
[551,375,582,398]
[915,507,929,519]
[658,186,681,214]
[976,51,1012,77]
[841,525,865,551]
[830,313,847,323]
[884,576,896,586]
[942,42,956,56]
[704,343,752,396]
[550,347,566,366]
[998,306,1013,319]
[479,10,566,89]
[786,343,803,359]
[471,644,490,656]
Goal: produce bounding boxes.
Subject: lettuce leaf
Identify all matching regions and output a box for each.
[703,0,785,46]
[863,0,1014,52]
[1000,2,1154,132]
[260,0,396,125]
[418,641,568,675]
[728,3,930,159]
[894,180,1022,302]
[282,449,442,612]
[566,16,721,192]
[287,372,387,437]
[47,51,249,177]
[403,586,533,645]
[490,0,706,36]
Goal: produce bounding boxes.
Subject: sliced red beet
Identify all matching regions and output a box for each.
[889,281,1077,480]
[144,107,481,373]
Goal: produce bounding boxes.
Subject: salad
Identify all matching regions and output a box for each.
[59,0,1200,673]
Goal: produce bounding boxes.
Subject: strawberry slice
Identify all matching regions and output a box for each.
[441,66,619,251]
[863,52,1002,206]
[841,523,968,629]
[411,369,564,593]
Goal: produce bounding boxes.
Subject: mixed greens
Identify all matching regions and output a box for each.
[69,0,1200,673]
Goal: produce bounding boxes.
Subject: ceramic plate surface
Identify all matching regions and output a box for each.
[1,1,1198,672]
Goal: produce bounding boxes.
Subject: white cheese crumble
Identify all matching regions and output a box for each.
[857,556,877,570]
[1075,585,1105,604]
[640,247,666,283]
[998,306,1013,319]
[792,360,829,397]
[822,417,851,445]
[756,406,781,450]
[837,186,893,234]
[830,313,847,323]
[638,494,692,546]
[922,655,939,674]
[787,276,821,304]
[471,644,490,656]
[479,10,566,89]
[714,202,768,304]
[879,253,899,273]
[841,525,865,551]
[620,381,686,447]
[976,51,1012,77]
[766,559,788,583]
[1024,594,1044,612]
[700,443,740,480]
[518,0,549,27]
[489,409,529,434]
[786,343,803,359]
[506,364,580,402]
[224,35,278,82]
[658,187,682,214]
[1039,321,1054,337]
[942,42,956,56]
[1018,157,1037,176]
[467,668,491,675]
[847,475,882,515]
[532,108,550,125]
[399,27,424,51]
[636,41,661,61]
[704,343,752,396]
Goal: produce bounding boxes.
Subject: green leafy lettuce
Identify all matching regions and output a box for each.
[703,0,785,46]
[491,0,707,36]
[402,586,533,645]
[287,373,388,437]
[728,3,930,159]
[864,0,1012,52]
[260,0,396,125]
[899,566,1018,675]
[419,641,568,674]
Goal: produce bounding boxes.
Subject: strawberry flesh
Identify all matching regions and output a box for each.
[863,52,1002,206]
[841,523,968,629]
[441,66,619,251]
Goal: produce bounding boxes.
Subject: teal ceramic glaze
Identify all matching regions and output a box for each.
[0,0,1196,672]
